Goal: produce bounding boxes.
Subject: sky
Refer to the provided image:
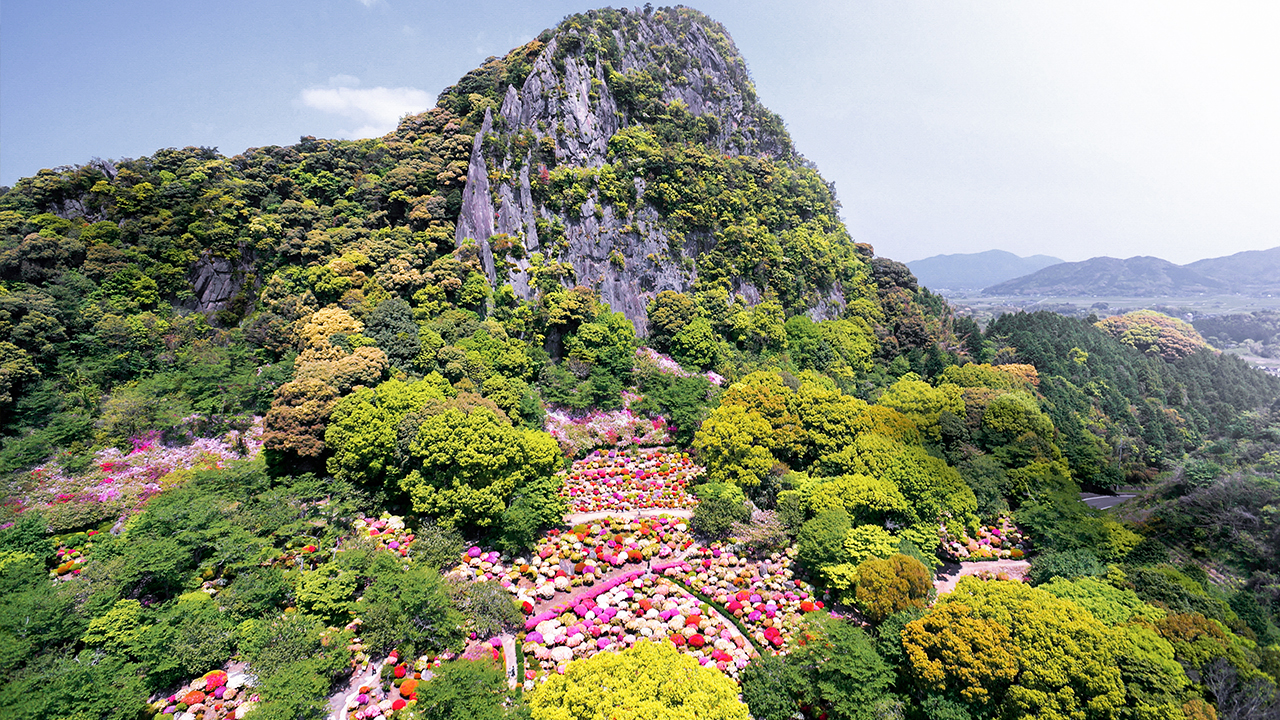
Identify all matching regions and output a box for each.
[3,1,1278,265]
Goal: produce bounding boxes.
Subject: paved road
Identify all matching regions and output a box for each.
[1080,493,1136,510]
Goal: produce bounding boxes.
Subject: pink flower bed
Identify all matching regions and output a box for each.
[940,514,1029,561]
[545,401,673,458]
[521,571,756,684]
[150,669,256,720]
[668,544,821,651]
[560,449,699,514]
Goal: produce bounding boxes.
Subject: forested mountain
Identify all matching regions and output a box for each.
[906,249,1062,292]
[983,247,1280,296]
[1,6,1278,720]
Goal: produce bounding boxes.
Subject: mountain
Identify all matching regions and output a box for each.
[906,249,1062,292]
[1186,246,1280,294]
[982,255,1230,296]
[441,7,861,333]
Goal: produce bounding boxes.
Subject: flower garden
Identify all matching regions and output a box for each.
[147,670,256,720]
[939,515,1029,561]
[544,394,673,458]
[559,449,699,515]
[635,346,726,386]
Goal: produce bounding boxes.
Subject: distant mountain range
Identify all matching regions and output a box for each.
[906,250,1063,292]
[983,247,1280,296]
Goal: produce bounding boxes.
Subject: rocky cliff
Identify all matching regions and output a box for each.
[447,7,850,335]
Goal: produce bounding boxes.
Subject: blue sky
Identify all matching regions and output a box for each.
[3,1,1278,265]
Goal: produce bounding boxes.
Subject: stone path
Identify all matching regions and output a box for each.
[328,659,385,720]
[933,558,1031,595]
[500,634,518,689]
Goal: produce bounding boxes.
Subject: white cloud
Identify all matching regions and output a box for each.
[355,0,378,7]
[299,77,431,139]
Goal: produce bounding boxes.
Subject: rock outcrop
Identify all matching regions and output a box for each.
[451,8,812,335]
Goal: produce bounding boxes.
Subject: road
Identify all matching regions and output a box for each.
[1079,493,1136,510]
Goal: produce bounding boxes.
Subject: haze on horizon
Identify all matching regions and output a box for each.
[2,0,1277,266]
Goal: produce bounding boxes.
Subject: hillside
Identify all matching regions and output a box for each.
[983,255,1221,296]
[906,249,1062,292]
[983,247,1280,296]
[1,6,1278,720]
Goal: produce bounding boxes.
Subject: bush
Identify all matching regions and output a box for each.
[855,554,932,624]
[1027,549,1106,585]
[691,482,751,538]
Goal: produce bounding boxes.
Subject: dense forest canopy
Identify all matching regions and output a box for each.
[2,6,1278,720]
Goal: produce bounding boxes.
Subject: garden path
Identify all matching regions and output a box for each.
[933,559,1031,595]
[500,634,518,689]
[328,658,386,720]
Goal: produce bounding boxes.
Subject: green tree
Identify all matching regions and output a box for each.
[854,554,932,624]
[905,577,1126,720]
[691,482,751,538]
[694,403,774,487]
[783,614,894,720]
[646,290,698,352]
[400,406,561,528]
[411,658,523,719]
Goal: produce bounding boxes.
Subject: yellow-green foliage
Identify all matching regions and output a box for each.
[1039,576,1167,625]
[905,577,1126,720]
[875,372,963,439]
[401,405,560,527]
[939,362,1038,390]
[693,403,774,487]
[1095,310,1210,361]
[855,554,932,624]
[325,376,453,487]
[842,524,899,567]
[528,639,750,720]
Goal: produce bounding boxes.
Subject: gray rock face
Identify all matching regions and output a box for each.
[454,10,804,335]
[185,249,257,316]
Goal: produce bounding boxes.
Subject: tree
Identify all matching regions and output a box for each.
[854,554,932,624]
[875,373,963,440]
[783,614,895,720]
[400,406,561,528]
[528,639,749,720]
[670,316,721,370]
[691,482,751,537]
[367,296,421,369]
[646,290,698,352]
[905,577,1126,720]
[797,507,852,575]
[740,653,796,720]
[325,377,452,488]
[1027,549,1106,585]
[694,403,774,487]
[411,658,523,720]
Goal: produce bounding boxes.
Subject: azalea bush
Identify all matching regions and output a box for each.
[545,403,673,458]
[939,514,1029,562]
[11,418,264,536]
[559,448,700,514]
[146,669,257,720]
[522,571,757,681]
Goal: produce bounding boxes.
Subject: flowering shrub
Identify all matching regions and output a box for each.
[151,668,253,720]
[13,417,264,535]
[940,515,1030,561]
[636,347,725,386]
[521,572,755,683]
[545,397,673,458]
[666,544,820,651]
[559,449,699,514]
